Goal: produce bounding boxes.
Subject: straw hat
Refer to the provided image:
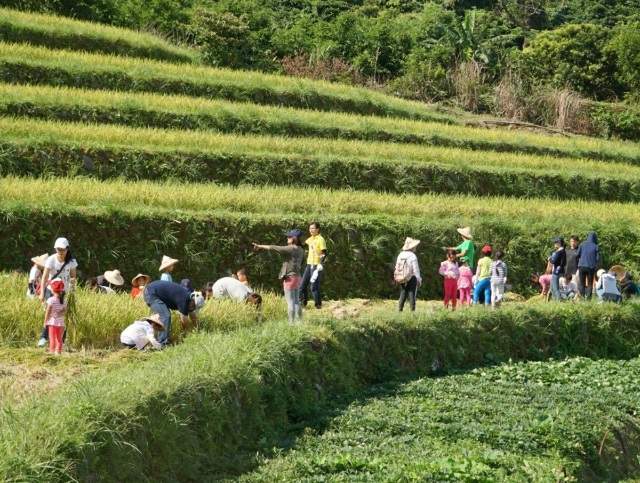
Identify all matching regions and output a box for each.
[144,313,165,329]
[457,227,473,240]
[159,255,179,272]
[402,237,421,251]
[131,273,151,286]
[609,265,626,281]
[30,253,49,268]
[104,269,125,286]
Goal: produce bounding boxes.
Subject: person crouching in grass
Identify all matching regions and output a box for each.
[43,278,66,354]
[120,313,164,350]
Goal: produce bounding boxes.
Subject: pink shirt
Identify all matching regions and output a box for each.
[539,274,552,292]
[46,295,66,327]
[457,266,474,289]
[439,260,460,279]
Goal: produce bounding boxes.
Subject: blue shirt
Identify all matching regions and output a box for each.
[146,280,191,315]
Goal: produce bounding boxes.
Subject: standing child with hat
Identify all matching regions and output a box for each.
[130,274,151,299]
[27,253,48,299]
[473,244,493,305]
[394,237,422,312]
[43,278,67,354]
[120,313,164,350]
[439,249,460,310]
[159,255,179,282]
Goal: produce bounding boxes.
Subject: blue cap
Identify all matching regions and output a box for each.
[286,229,303,238]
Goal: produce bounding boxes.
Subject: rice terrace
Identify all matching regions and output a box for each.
[2,2,640,481]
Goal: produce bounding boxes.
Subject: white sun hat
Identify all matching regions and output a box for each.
[456,227,473,240]
[104,269,125,286]
[30,253,49,267]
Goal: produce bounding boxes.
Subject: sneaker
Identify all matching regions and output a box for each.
[37,337,47,348]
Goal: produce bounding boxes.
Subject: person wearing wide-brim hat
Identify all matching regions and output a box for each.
[130,273,151,299]
[253,229,306,324]
[99,269,124,294]
[159,255,179,283]
[27,253,48,299]
[120,313,164,350]
[445,227,476,270]
[394,237,422,312]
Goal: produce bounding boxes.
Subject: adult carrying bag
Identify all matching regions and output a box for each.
[394,254,414,284]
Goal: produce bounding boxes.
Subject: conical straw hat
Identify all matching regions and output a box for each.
[402,237,421,251]
[30,253,49,267]
[457,227,473,240]
[159,255,179,272]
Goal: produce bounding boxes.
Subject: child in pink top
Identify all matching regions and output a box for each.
[43,278,67,354]
[457,260,473,305]
[439,250,460,310]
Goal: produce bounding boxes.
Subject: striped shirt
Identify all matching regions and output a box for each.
[46,295,66,327]
[490,260,508,285]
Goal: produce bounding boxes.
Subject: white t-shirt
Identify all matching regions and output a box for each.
[27,265,42,298]
[44,255,78,291]
[120,320,161,350]
[212,277,252,302]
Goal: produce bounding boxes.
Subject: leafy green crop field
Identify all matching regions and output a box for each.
[2,83,638,164]
[0,8,198,63]
[241,357,640,482]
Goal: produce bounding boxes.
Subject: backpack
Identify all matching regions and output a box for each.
[394,253,414,284]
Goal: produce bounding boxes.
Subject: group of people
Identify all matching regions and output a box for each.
[394,227,508,311]
[26,223,328,353]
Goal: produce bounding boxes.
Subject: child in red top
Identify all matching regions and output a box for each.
[43,278,66,354]
[439,250,460,310]
[457,260,474,305]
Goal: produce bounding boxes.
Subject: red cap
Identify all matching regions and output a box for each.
[49,279,65,294]
[481,244,492,254]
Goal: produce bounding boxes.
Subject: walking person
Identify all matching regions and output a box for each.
[253,229,305,324]
[473,245,493,305]
[576,232,600,300]
[490,250,508,308]
[27,253,48,299]
[43,279,67,354]
[457,260,473,306]
[549,237,567,301]
[394,237,421,312]
[439,249,460,310]
[300,222,327,309]
[37,237,78,347]
[143,280,204,346]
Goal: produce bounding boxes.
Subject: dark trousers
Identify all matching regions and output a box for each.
[578,268,596,299]
[300,264,323,308]
[144,289,172,345]
[398,276,418,312]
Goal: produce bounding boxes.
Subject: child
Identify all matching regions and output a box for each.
[473,245,493,305]
[490,250,507,308]
[235,268,252,288]
[130,274,151,299]
[439,249,460,310]
[27,253,48,299]
[457,260,473,305]
[560,274,578,300]
[159,255,179,282]
[43,278,66,354]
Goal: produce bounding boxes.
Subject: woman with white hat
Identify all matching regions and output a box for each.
[99,270,125,294]
[159,255,179,282]
[26,253,48,299]
[37,237,78,347]
[394,237,422,312]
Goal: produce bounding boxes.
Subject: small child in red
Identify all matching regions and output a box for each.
[43,278,66,354]
[457,260,473,305]
[439,250,460,310]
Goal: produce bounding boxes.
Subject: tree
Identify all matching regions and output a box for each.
[608,22,640,98]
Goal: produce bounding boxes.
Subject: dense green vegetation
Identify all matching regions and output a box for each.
[2,300,640,481]
[243,357,640,481]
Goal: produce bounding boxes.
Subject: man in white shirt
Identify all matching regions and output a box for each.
[120,313,164,350]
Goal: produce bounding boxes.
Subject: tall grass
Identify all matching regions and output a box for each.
[0,42,455,121]
[0,8,198,63]
[1,83,638,163]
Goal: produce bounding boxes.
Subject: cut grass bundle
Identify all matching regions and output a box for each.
[0,8,198,63]
[0,42,455,121]
[2,117,640,201]
[2,176,640,297]
[2,303,640,481]
[1,83,638,164]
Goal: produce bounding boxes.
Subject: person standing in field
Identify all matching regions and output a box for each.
[394,237,421,312]
[130,274,151,299]
[38,237,77,347]
[27,253,48,299]
[143,280,204,346]
[473,244,493,305]
[490,250,508,308]
[565,236,580,281]
[457,260,473,306]
[253,229,305,324]
[549,237,567,300]
[445,227,476,270]
[43,278,66,355]
[300,222,327,309]
[439,249,460,310]
[576,232,600,300]
[159,255,179,282]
